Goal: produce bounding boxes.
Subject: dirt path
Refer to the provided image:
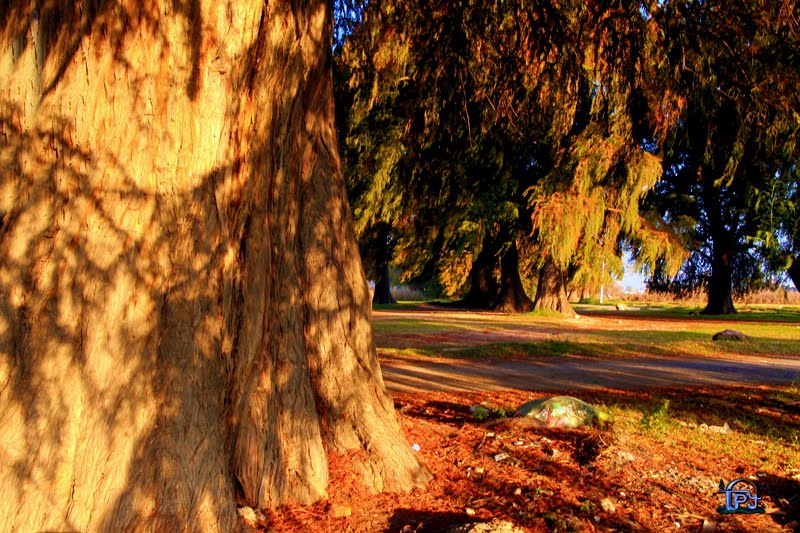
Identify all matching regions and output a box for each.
[375,306,800,393]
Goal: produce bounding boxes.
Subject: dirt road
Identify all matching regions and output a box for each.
[375,306,800,393]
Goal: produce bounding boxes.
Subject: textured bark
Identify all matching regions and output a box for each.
[494,242,534,313]
[787,257,800,293]
[0,2,429,532]
[372,224,396,304]
[702,246,737,315]
[455,236,499,309]
[533,258,576,316]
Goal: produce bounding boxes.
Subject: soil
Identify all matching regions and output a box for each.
[250,308,800,532]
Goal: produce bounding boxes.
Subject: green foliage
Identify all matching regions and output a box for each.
[639,399,673,437]
[647,0,800,300]
[337,0,689,299]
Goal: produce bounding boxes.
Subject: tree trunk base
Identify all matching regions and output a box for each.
[494,242,534,313]
[788,257,800,293]
[533,259,577,317]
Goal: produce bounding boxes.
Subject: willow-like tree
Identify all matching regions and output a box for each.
[648,0,800,313]
[338,0,685,315]
[0,2,429,530]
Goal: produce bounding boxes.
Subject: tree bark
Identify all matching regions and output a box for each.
[494,242,534,313]
[703,247,738,307]
[533,258,577,316]
[0,2,428,531]
[701,245,737,314]
[372,223,396,304]
[453,235,499,309]
[787,256,800,293]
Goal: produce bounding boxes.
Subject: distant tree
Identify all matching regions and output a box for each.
[647,0,800,313]
[337,0,684,315]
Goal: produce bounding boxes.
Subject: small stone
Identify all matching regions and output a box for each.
[475,467,485,474]
[411,443,421,451]
[600,498,616,512]
[565,517,583,531]
[617,451,636,463]
[237,506,258,525]
[513,487,522,496]
[494,452,509,462]
[701,519,717,532]
[330,504,352,518]
[465,507,476,516]
[712,329,749,341]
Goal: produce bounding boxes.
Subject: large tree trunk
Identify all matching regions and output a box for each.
[702,245,737,314]
[494,242,534,313]
[787,256,800,293]
[0,2,428,531]
[372,223,396,304]
[454,235,499,308]
[533,258,577,316]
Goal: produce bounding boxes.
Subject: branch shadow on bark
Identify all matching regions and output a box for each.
[0,2,428,531]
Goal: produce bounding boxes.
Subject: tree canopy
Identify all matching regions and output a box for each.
[336,0,687,313]
[646,0,800,312]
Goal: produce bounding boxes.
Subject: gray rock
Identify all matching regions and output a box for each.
[712,329,749,341]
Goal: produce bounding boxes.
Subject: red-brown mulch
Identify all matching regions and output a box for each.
[253,387,800,532]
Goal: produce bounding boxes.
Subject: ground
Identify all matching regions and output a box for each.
[253,304,800,532]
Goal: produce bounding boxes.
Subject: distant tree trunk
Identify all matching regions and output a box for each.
[372,223,396,304]
[533,258,576,316]
[788,257,800,293]
[0,2,428,531]
[454,236,499,308]
[701,171,737,315]
[494,242,534,313]
[702,245,737,314]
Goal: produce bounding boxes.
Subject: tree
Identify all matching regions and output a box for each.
[649,0,800,313]
[0,2,429,530]
[338,0,685,315]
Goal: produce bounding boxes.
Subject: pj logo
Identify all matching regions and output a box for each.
[717,479,765,514]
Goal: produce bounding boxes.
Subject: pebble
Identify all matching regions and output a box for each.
[600,498,616,512]
[465,508,476,516]
[330,505,352,518]
[494,453,509,462]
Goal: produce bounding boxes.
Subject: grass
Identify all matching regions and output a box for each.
[373,302,800,360]
[605,385,800,472]
[576,301,800,323]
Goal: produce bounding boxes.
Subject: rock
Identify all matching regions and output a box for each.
[701,519,717,532]
[448,519,526,533]
[617,451,636,463]
[465,508,476,516]
[600,498,616,512]
[712,329,749,341]
[330,504,352,518]
[494,452,509,462]
[699,422,730,433]
[237,506,259,525]
[616,303,629,310]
